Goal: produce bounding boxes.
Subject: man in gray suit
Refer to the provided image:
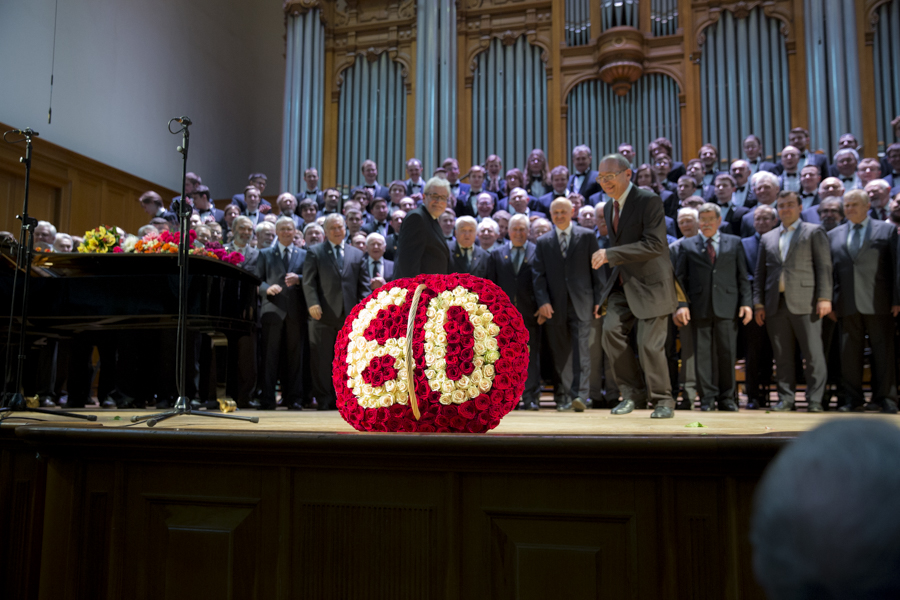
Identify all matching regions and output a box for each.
[829,189,900,412]
[754,191,833,412]
[673,203,753,411]
[225,216,260,272]
[303,214,371,410]
[533,197,602,412]
[256,217,307,410]
[395,177,453,278]
[592,154,679,418]
[485,214,542,410]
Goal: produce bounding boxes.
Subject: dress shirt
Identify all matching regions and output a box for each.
[409,179,425,193]
[747,159,762,174]
[700,231,720,257]
[799,191,817,210]
[798,153,809,170]
[702,171,716,186]
[778,221,798,293]
[246,212,260,225]
[303,188,320,199]
[613,182,634,213]
[555,222,574,254]
[732,187,748,208]
[369,258,383,279]
[782,172,800,192]
[572,172,589,192]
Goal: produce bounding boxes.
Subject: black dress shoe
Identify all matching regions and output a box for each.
[556,399,573,412]
[571,397,586,412]
[190,399,203,410]
[745,400,759,410]
[527,400,540,411]
[650,406,674,419]
[611,399,635,415]
[516,400,526,410]
[101,397,117,409]
[700,404,714,412]
[287,401,305,410]
[257,403,277,410]
[772,400,794,412]
[676,398,693,410]
[40,396,57,408]
[882,400,899,414]
[807,402,823,413]
[248,399,261,409]
[718,401,738,412]
[837,403,860,412]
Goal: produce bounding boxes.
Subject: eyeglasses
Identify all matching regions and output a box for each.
[426,192,450,202]
[597,171,626,184]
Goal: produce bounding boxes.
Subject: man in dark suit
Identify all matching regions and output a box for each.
[383,210,404,261]
[699,144,724,187]
[298,168,325,208]
[225,216,260,271]
[729,160,758,209]
[743,135,778,175]
[754,191,833,412]
[740,171,781,237]
[485,214,542,410]
[741,205,778,409]
[533,197,602,412]
[455,166,499,217]
[274,192,303,229]
[712,173,750,234]
[362,196,392,238]
[674,203,753,411]
[778,127,829,180]
[359,159,390,199]
[449,216,489,277]
[537,165,572,213]
[395,177,453,278]
[589,203,622,407]
[866,179,893,222]
[303,214,370,410]
[443,157,470,203]
[592,154,679,418]
[189,185,224,225]
[506,186,546,220]
[568,145,601,199]
[362,232,394,290]
[404,158,427,196]
[798,165,822,210]
[256,217,307,410]
[232,173,273,212]
[829,189,900,412]
[883,143,900,191]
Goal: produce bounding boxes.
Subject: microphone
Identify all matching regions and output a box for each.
[174,116,192,126]
[6,128,39,137]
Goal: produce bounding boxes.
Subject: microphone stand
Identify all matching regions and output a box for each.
[1,128,95,421]
[131,118,257,427]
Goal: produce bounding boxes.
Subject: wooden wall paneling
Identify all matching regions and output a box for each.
[408,39,419,167]
[456,27,473,173]
[322,42,338,189]
[786,0,809,131]
[681,0,702,158]
[590,0,602,40]
[857,0,879,154]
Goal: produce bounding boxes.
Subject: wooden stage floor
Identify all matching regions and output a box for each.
[12,404,899,437]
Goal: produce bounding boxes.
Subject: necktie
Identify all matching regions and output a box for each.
[613,200,620,234]
[335,244,343,269]
[849,223,863,258]
[559,232,568,258]
[513,247,523,274]
[282,247,290,271]
[736,186,745,192]
[464,248,471,268]
[374,259,382,278]
[706,237,716,264]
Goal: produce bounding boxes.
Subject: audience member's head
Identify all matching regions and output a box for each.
[493,210,510,238]
[751,171,780,205]
[303,223,324,246]
[191,185,212,210]
[838,132,859,150]
[276,192,297,216]
[743,134,763,161]
[303,167,319,191]
[833,148,860,178]
[475,192,494,218]
[677,175,698,200]
[454,216,477,248]
[137,225,158,238]
[150,217,171,233]
[298,198,318,224]
[139,191,164,216]
[699,143,718,170]
[788,126,811,152]
[244,186,262,213]
[390,209,406,234]
[399,196,416,212]
[595,203,609,236]
[439,208,456,238]
[858,158,882,186]
[577,205,595,229]
[819,177,846,200]
[816,198,844,231]
[34,221,57,245]
[369,197,390,223]
[323,188,341,211]
[255,221,276,249]
[713,173,737,205]
[477,218,500,250]
[681,195,705,209]
[549,198,574,231]
[323,213,347,245]
[730,160,751,187]
[247,173,267,195]
[753,204,779,235]
[350,232,367,252]
[780,145,801,172]
[865,179,892,213]
[549,165,570,194]
[752,420,900,600]
[507,214,529,247]
[194,224,212,245]
[405,158,422,182]
[365,232,386,260]
[800,164,822,194]
[231,216,253,247]
[776,191,801,227]
[615,143,634,165]
[208,222,223,243]
[529,217,552,241]
[504,168,526,191]
[468,165,486,191]
[676,207,699,238]
[53,233,73,252]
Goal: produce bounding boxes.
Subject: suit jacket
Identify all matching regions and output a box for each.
[601,186,678,319]
[394,204,453,278]
[664,215,677,238]
[454,190,499,218]
[302,242,370,327]
[536,191,571,213]
[741,205,777,238]
[383,232,400,261]
[799,205,821,225]
[777,153,829,180]
[231,194,273,212]
[486,177,507,198]
[225,243,260,272]
[362,255,394,283]
[450,242,489,278]
[675,234,752,320]
[741,235,760,282]
[297,189,325,209]
[356,183,390,200]
[567,170,601,199]
[587,190,609,207]
[362,219,392,238]
[484,241,539,328]
[659,189,678,219]
[449,182,470,204]
[404,178,427,197]
[828,219,899,316]
[256,245,307,320]
[721,204,750,237]
[747,159,778,174]
[753,221,833,316]
[666,162,686,184]
[532,225,602,322]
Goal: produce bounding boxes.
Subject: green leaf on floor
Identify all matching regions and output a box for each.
[685,421,705,428]
[113,416,121,420]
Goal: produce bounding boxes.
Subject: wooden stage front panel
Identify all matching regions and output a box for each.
[5,410,898,599]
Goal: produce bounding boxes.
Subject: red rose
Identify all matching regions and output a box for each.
[418,424,436,433]
[461,362,474,375]
[466,420,485,433]
[458,402,477,419]
[449,416,467,430]
[442,404,458,417]
[435,414,450,427]
[446,364,461,380]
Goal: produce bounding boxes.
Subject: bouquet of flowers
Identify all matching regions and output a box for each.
[191,240,244,265]
[77,226,121,253]
[132,230,243,265]
[333,273,529,433]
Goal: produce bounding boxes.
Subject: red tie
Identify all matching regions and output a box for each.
[706,238,716,264]
[613,200,620,234]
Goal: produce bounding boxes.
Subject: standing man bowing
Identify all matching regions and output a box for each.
[533,197,603,412]
[256,217,307,410]
[394,176,453,278]
[753,191,833,412]
[303,214,371,410]
[591,153,679,418]
[673,203,753,411]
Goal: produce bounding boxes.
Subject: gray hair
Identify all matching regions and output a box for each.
[751,170,779,191]
[697,202,721,218]
[477,217,500,235]
[752,420,900,599]
[365,232,385,245]
[37,220,57,237]
[572,144,592,157]
[255,221,275,234]
[455,215,477,231]
[232,216,252,231]
[423,176,451,196]
[508,214,529,229]
[275,216,296,229]
[303,223,324,235]
[833,147,860,163]
[677,207,699,221]
[756,204,778,219]
[137,225,158,238]
[599,153,631,171]
[323,213,345,230]
[865,178,892,192]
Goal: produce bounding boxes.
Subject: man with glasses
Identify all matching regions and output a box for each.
[394,176,454,278]
[591,154,679,418]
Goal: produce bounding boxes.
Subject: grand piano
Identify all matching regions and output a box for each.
[1,249,260,406]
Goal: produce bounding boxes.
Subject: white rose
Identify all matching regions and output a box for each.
[471,369,482,383]
[398,369,408,380]
[453,287,466,297]
[478,378,492,392]
[473,357,484,368]
[426,307,436,318]
[424,368,436,380]
[397,380,408,393]
[435,333,447,345]
[473,342,485,355]
[485,338,498,351]
[424,330,434,341]
[456,375,470,389]
[483,364,495,378]
[384,380,395,392]
[388,345,401,357]
[424,353,435,366]
[347,366,358,378]
[430,380,442,392]
[434,358,446,371]
[439,393,452,405]
[482,311,494,323]
[441,379,454,394]
[379,394,393,407]
[464,302,477,314]
[467,386,480,398]
[473,327,486,341]
[423,341,434,354]
[452,390,467,404]
[488,324,500,336]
